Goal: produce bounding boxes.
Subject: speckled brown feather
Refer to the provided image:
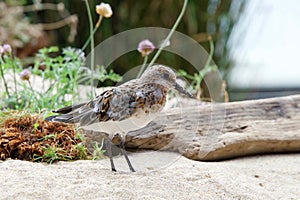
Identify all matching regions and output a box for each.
[47,65,193,172]
[51,81,167,126]
[91,82,167,122]
[48,65,191,126]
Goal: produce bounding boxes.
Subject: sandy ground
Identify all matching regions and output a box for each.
[0,151,300,200]
[1,74,300,199]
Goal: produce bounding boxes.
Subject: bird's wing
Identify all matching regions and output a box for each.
[49,81,166,126]
[104,82,167,121]
[49,89,116,125]
[53,102,87,114]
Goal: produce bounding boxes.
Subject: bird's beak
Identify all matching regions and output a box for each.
[174,82,193,98]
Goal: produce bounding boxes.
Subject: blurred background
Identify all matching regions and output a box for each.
[1,0,299,101]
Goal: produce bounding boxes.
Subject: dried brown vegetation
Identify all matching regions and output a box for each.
[0,112,91,163]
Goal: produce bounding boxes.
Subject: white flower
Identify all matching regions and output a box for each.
[96,3,113,18]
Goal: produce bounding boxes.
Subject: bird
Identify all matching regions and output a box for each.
[47,65,193,172]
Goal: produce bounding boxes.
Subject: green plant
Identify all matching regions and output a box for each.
[31,122,39,132]
[32,46,86,109]
[178,38,218,99]
[92,140,106,160]
[39,134,56,141]
[0,44,24,109]
[73,132,90,159]
[33,144,72,164]
[135,0,189,77]
[32,46,121,110]
[0,45,121,112]
[75,132,85,141]
[74,143,89,160]
[83,1,113,95]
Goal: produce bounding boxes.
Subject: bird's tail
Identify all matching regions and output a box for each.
[45,113,79,124]
[45,102,99,126]
[53,103,86,114]
[45,115,59,121]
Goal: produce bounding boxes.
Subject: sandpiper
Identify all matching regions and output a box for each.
[47,65,192,172]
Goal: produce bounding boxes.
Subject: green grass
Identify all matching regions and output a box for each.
[92,140,106,160]
[33,145,73,164]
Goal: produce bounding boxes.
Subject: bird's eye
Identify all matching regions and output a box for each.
[163,73,169,79]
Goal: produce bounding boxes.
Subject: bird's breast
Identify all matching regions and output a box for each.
[81,112,154,135]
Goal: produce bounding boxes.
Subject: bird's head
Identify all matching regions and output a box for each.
[140,65,193,98]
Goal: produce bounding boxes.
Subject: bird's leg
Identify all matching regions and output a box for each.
[119,134,136,172]
[105,139,116,172]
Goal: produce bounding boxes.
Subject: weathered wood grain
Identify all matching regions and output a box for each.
[125,95,300,160]
[84,95,300,161]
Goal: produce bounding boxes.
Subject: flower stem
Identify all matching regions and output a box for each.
[203,38,214,70]
[27,80,39,107]
[137,56,148,78]
[0,58,11,98]
[11,54,18,98]
[95,15,103,28]
[148,0,188,68]
[196,38,216,93]
[81,16,103,51]
[84,0,95,94]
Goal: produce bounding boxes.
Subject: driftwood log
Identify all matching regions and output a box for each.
[84,95,300,161]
